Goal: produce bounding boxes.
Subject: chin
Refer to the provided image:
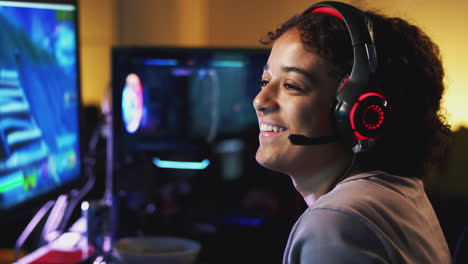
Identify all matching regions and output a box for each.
[255,150,289,174]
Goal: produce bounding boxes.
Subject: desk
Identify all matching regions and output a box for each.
[15,218,89,264]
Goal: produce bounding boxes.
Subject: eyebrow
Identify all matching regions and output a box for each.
[263,64,316,83]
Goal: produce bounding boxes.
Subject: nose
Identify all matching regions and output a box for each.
[253,83,278,114]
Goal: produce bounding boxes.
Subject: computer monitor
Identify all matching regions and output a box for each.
[0,0,82,217]
[112,47,269,154]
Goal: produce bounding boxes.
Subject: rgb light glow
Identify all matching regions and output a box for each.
[122,73,144,134]
[152,158,210,170]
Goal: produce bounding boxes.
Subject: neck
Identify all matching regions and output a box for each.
[290,152,354,207]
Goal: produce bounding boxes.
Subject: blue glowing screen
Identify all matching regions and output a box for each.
[0,1,80,210]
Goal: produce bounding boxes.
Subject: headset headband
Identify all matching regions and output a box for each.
[301,1,389,152]
[303,1,377,103]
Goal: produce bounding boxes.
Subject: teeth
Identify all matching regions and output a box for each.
[260,124,287,132]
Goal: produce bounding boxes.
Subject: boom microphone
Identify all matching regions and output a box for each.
[288,134,338,145]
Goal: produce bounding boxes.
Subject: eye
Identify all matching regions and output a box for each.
[284,82,302,91]
[259,79,269,88]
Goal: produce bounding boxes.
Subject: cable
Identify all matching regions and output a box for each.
[14,200,55,261]
[326,154,358,194]
[56,120,104,233]
[55,158,96,233]
[41,194,69,244]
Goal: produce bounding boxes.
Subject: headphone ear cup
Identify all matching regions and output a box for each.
[332,89,390,150]
[349,93,389,140]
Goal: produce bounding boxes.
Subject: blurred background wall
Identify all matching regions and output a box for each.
[78,0,468,196]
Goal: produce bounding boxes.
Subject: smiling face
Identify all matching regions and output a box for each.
[253,27,346,176]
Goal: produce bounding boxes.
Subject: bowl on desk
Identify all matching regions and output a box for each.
[115,236,201,264]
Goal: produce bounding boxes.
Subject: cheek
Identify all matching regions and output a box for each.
[294,99,333,133]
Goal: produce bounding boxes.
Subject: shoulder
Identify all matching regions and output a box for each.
[286,171,451,264]
[315,170,424,218]
[285,207,389,264]
[311,171,425,245]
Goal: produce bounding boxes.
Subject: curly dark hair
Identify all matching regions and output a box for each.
[260,10,452,178]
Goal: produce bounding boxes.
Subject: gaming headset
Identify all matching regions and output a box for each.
[290,1,390,153]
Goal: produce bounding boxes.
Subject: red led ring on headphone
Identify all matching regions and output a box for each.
[350,92,388,141]
[363,104,384,130]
